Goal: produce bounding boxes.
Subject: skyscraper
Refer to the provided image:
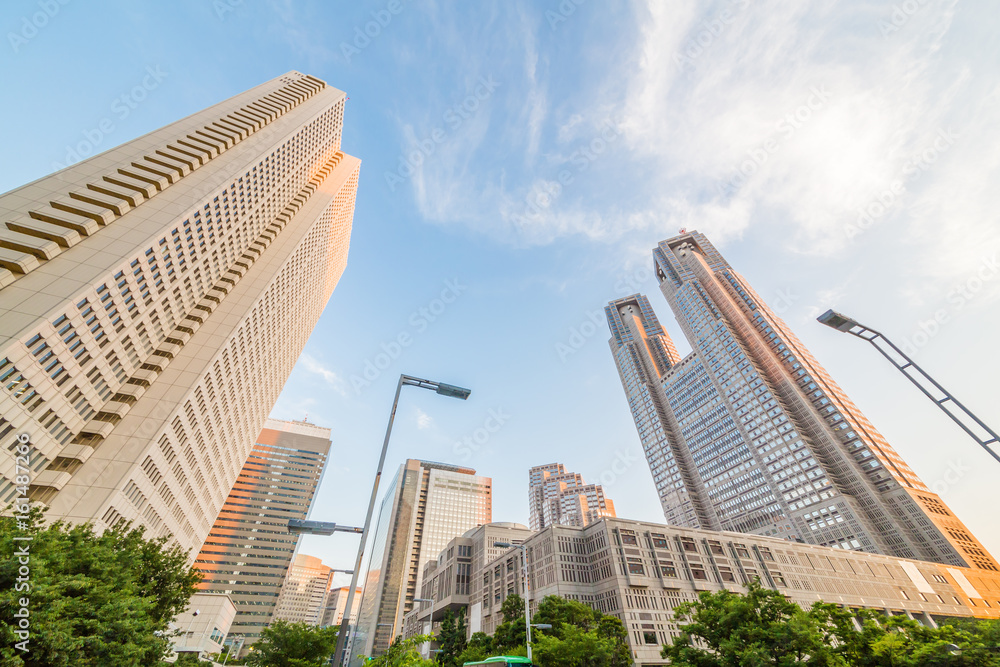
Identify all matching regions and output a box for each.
[273,554,337,626]
[0,71,359,554]
[193,418,331,646]
[607,230,998,572]
[528,463,616,530]
[355,460,492,658]
[322,586,363,628]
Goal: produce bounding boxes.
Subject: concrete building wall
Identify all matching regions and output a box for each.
[0,71,359,556]
[475,517,1000,666]
[274,553,335,625]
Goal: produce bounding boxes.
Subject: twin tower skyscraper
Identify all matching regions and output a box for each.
[607,231,998,574]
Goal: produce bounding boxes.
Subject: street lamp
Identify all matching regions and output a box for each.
[817,309,1000,464]
[222,634,245,666]
[333,376,471,667]
[181,609,200,652]
[494,541,535,662]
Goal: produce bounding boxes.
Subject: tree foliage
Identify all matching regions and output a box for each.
[663,580,1000,667]
[367,634,436,667]
[245,620,339,667]
[437,608,468,667]
[0,508,200,667]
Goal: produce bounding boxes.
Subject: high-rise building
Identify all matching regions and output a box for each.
[0,71,360,555]
[528,463,616,530]
[322,586,363,628]
[193,419,331,646]
[355,460,492,659]
[607,230,998,572]
[273,554,336,626]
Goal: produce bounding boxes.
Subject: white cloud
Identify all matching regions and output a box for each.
[416,408,434,430]
[300,354,349,397]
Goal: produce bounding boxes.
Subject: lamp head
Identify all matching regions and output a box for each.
[817,309,859,333]
[435,383,471,400]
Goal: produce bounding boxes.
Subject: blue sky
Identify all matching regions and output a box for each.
[2,0,999,587]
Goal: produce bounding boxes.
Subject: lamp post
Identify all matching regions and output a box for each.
[222,634,245,666]
[816,309,1000,464]
[494,542,534,661]
[181,609,200,652]
[332,375,472,667]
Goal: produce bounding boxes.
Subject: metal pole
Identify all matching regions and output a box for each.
[332,375,405,667]
[520,545,532,662]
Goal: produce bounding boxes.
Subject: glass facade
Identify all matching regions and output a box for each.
[607,230,998,572]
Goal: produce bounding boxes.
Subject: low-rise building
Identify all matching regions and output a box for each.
[172,593,237,660]
[417,516,1000,666]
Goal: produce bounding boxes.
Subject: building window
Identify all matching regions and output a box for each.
[643,631,657,645]
[660,564,677,578]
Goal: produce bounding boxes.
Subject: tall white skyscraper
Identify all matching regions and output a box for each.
[607,230,998,572]
[355,460,491,658]
[0,71,359,554]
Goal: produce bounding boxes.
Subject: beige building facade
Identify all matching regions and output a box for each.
[478,517,1000,665]
[193,419,331,646]
[172,592,237,659]
[529,463,616,530]
[0,71,359,555]
[274,553,336,626]
[323,585,363,628]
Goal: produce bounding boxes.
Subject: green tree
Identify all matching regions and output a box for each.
[662,580,842,666]
[456,632,494,665]
[0,509,200,667]
[438,609,468,667]
[171,653,215,666]
[501,594,525,623]
[663,581,1000,667]
[367,634,436,667]
[245,620,339,667]
[533,596,600,637]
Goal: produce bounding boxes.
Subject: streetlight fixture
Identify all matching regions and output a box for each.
[817,309,1000,464]
[181,609,200,652]
[494,541,535,662]
[332,375,471,667]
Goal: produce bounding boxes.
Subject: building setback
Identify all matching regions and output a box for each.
[0,71,359,555]
[193,419,331,647]
[403,521,534,645]
[273,553,336,626]
[606,230,998,573]
[529,463,616,530]
[483,517,1000,665]
[355,460,491,659]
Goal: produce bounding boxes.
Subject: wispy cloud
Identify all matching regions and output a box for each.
[415,407,434,430]
[300,354,349,397]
